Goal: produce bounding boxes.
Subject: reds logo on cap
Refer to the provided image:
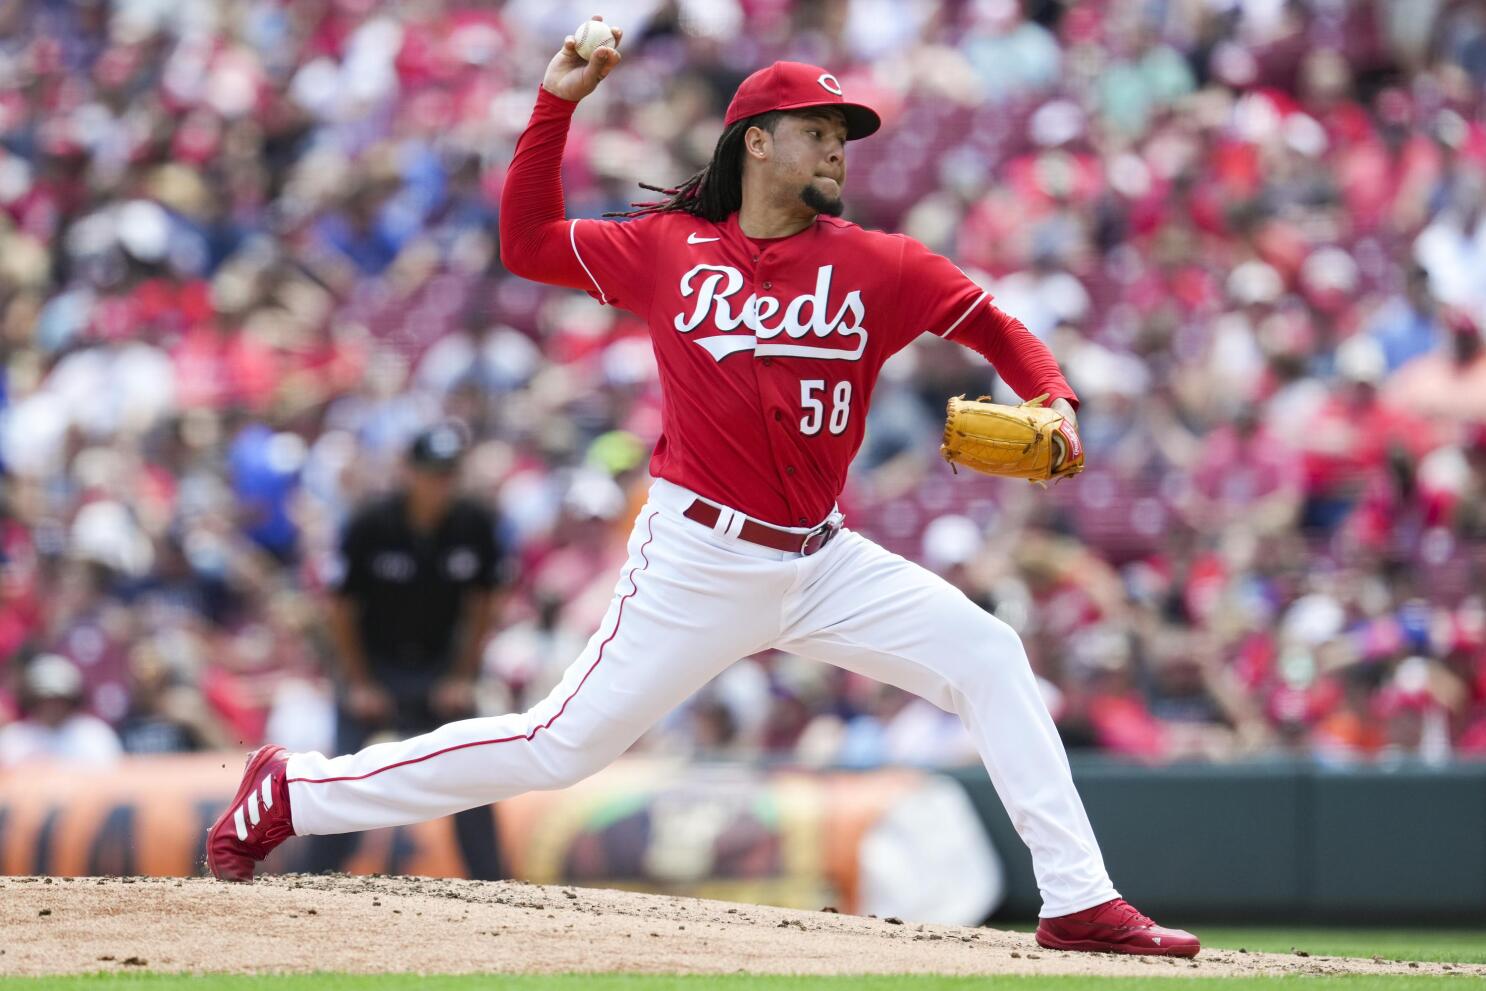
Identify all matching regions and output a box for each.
[724,62,881,139]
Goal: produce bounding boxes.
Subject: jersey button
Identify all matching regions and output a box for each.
[762,357,773,366]
[751,255,760,263]
[763,281,773,289]
[785,465,796,476]
[799,517,808,525]
[773,410,782,421]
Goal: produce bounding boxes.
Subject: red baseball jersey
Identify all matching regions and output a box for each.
[502,89,1078,527]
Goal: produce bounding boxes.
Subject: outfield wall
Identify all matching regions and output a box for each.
[956,758,1486,924]
[1,755,1481,923]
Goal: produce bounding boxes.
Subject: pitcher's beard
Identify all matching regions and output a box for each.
[801,184,845,217]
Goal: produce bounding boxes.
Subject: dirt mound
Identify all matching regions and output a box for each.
[0,875,1475,978]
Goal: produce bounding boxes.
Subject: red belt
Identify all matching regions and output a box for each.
[682,499,842,556]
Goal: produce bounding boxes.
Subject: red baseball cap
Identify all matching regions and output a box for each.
[724,62,881,140]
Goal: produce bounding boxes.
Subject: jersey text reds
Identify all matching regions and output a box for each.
[675,263,867,361]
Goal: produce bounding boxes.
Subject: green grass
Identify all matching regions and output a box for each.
[1196,927,1486,965]
[994,923,1486,966]
[2,976,1484,991]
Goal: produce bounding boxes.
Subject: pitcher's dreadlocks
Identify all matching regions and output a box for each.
[605,111,784,221]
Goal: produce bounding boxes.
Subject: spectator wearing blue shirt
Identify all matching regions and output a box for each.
[1367,265,1446,372]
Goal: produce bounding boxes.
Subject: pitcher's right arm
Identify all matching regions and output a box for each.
[498,19,623,290]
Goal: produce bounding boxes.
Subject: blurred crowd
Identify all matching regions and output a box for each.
[2,0,1486,770]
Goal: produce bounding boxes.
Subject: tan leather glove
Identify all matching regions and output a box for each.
[940,394,1085,483]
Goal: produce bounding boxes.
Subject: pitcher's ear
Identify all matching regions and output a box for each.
[744,125,772,161]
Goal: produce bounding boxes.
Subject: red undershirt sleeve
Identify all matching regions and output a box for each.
[498,88,591,293]
[895,235,1079,408]
[947,300,1079,409]
[498,87,658,312]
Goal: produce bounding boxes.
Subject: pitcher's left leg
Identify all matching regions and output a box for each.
[777,530,1197,954]
[778,530,1112,914]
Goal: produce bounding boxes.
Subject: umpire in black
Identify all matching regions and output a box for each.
[313,421,507,877]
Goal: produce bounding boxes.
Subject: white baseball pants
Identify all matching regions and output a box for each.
[286,479,1118,917]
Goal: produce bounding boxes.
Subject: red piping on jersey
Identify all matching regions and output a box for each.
[287,510,660,786]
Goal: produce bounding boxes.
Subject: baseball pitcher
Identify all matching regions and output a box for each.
[208,19,1198,957]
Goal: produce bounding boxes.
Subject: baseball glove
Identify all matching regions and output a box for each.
[940,393,1085,483]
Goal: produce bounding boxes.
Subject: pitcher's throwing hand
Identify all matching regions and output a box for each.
[542,14,622,103]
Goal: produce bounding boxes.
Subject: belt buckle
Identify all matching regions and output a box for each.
[799,518,840,557]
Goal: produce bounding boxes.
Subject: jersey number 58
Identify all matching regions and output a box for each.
[799,380,852,436]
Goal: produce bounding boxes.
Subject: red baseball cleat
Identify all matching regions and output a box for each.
[206,745,295,882]
[1036,898,1200,957]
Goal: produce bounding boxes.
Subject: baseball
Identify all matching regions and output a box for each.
[573,19,617,61]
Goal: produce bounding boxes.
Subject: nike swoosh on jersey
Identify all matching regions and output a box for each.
[687,233,721,244]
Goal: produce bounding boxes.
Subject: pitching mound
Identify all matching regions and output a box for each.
[0,875,1476,978]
